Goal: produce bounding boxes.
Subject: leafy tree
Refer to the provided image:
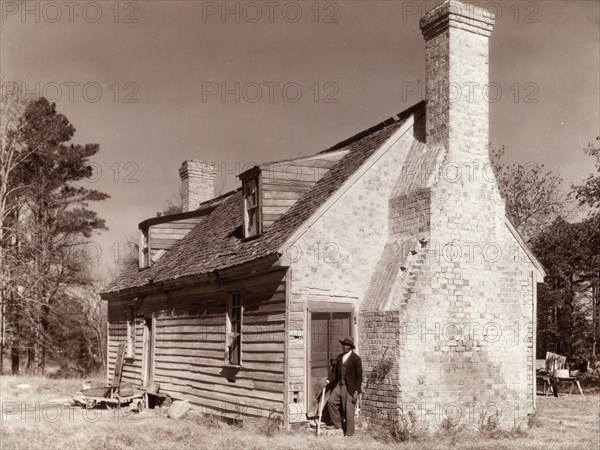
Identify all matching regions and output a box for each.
[572,137,600,211]
[531,216,599,356]
[47,284,107,376]
[491,142,599,358]
[490,147,565,242]
[529,137,600,357]
[570,137,600,355]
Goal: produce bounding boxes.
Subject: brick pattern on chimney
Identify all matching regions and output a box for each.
[421,0,495,161]
[179,160,217,212]
[281,103,535,428]
[359,311,402,424]
[356,1,534,429]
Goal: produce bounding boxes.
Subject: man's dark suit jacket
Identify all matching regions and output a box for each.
[328,351,363,397]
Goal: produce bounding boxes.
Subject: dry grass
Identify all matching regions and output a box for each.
[1,375,598,450]
[1,374,105,405]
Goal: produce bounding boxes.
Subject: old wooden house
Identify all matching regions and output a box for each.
[102,0,545,428]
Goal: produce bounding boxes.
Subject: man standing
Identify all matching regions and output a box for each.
[320,336,363,436]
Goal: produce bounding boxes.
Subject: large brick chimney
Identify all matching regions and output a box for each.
[419,0,505,240]
[359,1,535,429]
[179,160,217,212]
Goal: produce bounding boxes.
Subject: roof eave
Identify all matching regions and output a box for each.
[100,252,285,300]
[504,217,547,279]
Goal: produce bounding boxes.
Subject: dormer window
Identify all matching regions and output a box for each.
[139,227,149,269]
[244,177,259,235]
[239,167,262,238]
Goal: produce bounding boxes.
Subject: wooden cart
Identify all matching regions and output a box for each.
[74,342,146,411]
[77,385,145,410]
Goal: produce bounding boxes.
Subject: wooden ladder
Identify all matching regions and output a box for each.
[110,342,126,397]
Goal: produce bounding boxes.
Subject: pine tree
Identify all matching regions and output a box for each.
[1,96,109,374]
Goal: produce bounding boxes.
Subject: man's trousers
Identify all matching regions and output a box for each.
[327,383,355,436]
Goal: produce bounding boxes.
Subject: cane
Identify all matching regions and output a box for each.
[316,386,326,436]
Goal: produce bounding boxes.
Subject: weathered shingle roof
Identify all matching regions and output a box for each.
[103,102,425,295]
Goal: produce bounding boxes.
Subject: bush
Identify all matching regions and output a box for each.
[479,412,503,439]
[200,414,221,429]
[527,411,542,429]
[479,412,529,439]
[262,412,283,437]
[436,417,465,445]
[373,411,426,443]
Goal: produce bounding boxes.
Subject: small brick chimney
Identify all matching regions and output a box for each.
[420,0,495,162]
[179,160,217,212]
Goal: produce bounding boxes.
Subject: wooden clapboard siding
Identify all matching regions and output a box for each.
[260,151,348,228]
[286,297,307,414]
[107,318,143,385]
[159,387,282,419]
[148,216,205,258]
[106,268,288,421]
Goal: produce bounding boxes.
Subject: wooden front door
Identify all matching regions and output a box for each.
[308,311,352,414]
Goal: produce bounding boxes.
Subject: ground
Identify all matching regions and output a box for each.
[0,375,598,450]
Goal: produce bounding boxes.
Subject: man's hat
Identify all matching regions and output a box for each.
[339,337,355,349]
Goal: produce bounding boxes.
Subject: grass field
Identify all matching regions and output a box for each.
[1,375,598,450]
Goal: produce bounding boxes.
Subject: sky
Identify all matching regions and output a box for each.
[1,0,599,273]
